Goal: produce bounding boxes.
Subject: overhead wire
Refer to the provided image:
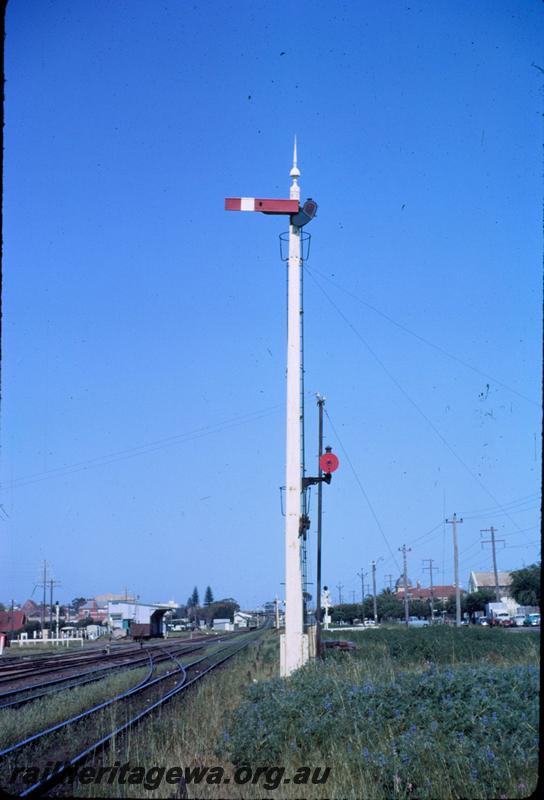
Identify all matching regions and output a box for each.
[459,492,539,515]
[324,408,401,572]
[304,265,538,407]
[305,267,527,535]
[1,404,282,491]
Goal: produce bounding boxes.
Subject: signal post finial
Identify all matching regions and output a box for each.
[290,135,300,201]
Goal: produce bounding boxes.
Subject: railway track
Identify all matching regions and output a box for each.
[0,631,243,693]
[0,641,207,710]
[0,630,261,797]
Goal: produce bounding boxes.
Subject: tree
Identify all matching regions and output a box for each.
[331,603,360,624]
[410,600,431,619]
[464,589,496,616]
[204,586,214,606]
[71,597,87,613]
[445,594,468,617]
[208,598,240,621]
[510,564,540,606]
[23,620,41,636]
[0,603,5,612]
[376,591,404,621]
[191,587,199,607]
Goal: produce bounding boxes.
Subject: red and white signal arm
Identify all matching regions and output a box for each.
[225,197,299,215]
[320,452,339,473]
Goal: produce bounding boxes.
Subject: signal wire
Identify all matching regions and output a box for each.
[324,408,401,572]
[305,268,526,535]
[304,265,538,407]
[1,405,281,491]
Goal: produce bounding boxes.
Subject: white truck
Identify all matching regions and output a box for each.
[485,602,510,627]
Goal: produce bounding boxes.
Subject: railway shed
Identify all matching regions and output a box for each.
[107,601,169,637]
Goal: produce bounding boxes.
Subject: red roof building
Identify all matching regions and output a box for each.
[77,600,107,622]
[0,611,27,634]
[396,585,461,602]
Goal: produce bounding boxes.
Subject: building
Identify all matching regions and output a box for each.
[396,585,460,603]
[468,571,513,596]
[0,611,27,636]
[77,600,107,623]
[213,618,233,631]
[468,571,517,613]
[95,592,137,604]
[20,599,43,622]
[107,601,169,636]
[233,611,257,628]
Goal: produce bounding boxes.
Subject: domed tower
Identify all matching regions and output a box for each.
[395,575,413,593]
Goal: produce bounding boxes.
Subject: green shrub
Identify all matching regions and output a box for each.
[323,625,539,666]
[223,662,539,799]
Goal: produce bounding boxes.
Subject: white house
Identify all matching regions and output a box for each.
[213,618,233,632]
[468,571,518,614]
[233,611,256,628]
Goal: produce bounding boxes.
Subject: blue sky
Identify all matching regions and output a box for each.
[2,0,542,609]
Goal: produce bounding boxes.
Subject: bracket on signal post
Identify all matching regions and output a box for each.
[302,474,332,489]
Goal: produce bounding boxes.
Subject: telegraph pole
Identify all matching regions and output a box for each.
[385,574,394,591]
[336,583,344,605]
[422,558,436,623]
[357,569,366,604]
[481,526,504,602]
[446,513,464,626]
[399,545,411,625]
[34,561,49,635]
[371,558,383,623]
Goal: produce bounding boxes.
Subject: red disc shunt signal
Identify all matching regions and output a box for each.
[320,452,339,473]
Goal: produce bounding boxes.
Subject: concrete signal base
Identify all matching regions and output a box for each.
[280,632,309,677]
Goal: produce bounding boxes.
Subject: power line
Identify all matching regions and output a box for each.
[306,269,526,535]
[1,404,282,491]
[459,492,540,516]
[324,409,401,572]
[304,265,538,407]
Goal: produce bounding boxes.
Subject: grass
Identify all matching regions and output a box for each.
[225,655,538,799]
[73,633,278,798]
[4,628,538,799]
[1,641,89,657]
[0,665,151,750]
[323,624,541,666]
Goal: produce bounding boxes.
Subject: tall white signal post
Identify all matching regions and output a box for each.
[282,141,307,676]
[225,140,317,676]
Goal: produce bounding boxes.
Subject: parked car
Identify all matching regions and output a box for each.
[524,613,540,627]
[476,617,488,626]
[407,617,429,627]
[322,639,357,652]
[499,617,513,627]
[512,615,526,627]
